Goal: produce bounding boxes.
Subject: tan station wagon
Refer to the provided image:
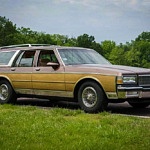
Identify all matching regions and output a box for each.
[0,44,150,113]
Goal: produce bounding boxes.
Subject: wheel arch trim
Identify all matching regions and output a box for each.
[0,76,14,88]
[73,76,106,100]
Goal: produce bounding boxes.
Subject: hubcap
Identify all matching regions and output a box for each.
[0,84,9,101]
[82,87,97,108]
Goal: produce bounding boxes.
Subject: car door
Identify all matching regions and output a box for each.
[10,50,35,95]
[32,49,66,97]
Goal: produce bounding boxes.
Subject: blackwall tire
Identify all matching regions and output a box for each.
[78,81,108,113]
[0,80,17,104]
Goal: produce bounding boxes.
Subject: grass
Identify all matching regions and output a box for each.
[0,104,150,150]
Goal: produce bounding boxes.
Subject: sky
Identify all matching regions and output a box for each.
[0,0,150,44]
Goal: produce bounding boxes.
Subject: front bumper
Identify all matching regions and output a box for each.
[117,86,150,99]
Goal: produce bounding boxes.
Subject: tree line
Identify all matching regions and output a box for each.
[0,16,150,68]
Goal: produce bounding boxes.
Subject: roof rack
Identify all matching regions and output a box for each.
[0,44,51,49]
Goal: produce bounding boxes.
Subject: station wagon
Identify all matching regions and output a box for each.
[0,44,150,113]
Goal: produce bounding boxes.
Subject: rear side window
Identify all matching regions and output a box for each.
[0,51,16,65]
[14,51,35,67]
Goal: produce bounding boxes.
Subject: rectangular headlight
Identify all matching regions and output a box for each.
[123,76,137,84]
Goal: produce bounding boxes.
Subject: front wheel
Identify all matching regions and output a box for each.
[78,81,108,113]
[0,80,17,104]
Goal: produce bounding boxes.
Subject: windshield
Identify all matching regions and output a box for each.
[0,51,16,65]
[58,48,111,65]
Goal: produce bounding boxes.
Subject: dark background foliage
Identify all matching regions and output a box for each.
[0,16,150,68]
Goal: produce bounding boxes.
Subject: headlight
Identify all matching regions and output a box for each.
[123,76,137,84]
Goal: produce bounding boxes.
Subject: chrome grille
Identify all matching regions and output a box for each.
[138,75,150,86]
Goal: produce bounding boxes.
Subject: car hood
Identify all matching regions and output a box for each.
[66,64,150,75]
[100,65,150,74]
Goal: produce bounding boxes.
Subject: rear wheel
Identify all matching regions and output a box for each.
[0,80,17,104]
[78,81,108,113]
[128,102,149,108]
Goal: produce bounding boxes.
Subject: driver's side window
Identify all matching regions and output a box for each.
[37,50,58,67]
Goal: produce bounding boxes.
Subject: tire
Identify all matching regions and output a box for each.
[128,102,149,108]
[78,81,108,113]
[0,80,17,104]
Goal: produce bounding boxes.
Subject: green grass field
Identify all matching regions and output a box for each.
[0,104,150,150]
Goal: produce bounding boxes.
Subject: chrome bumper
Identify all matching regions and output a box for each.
[117,86,150,99]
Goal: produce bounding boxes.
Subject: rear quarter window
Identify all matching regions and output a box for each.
[0,51,16,65]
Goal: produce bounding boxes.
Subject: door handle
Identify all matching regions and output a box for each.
[11,68,16,71]
[35,68,40,71]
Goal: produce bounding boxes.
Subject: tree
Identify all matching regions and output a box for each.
[50,34,71,46]
[77,34,95,48]
[109,47,125,65]
[0,16,18,46]
[36,32,56,45]
[125,48,141,67]
[101,40,116,58]
[63,37,77,47]
[91,42,103,54]
[133,40,150,68]
[135,32,150,42]
[16,27,38,44]
[0,16,149,68]
[76,34,102,53]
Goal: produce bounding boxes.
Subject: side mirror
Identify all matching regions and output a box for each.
[47,62,59,69]
[47,62,59,66]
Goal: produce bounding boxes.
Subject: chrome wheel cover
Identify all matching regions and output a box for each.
[82,87,97,108]
[0,84,9,101]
